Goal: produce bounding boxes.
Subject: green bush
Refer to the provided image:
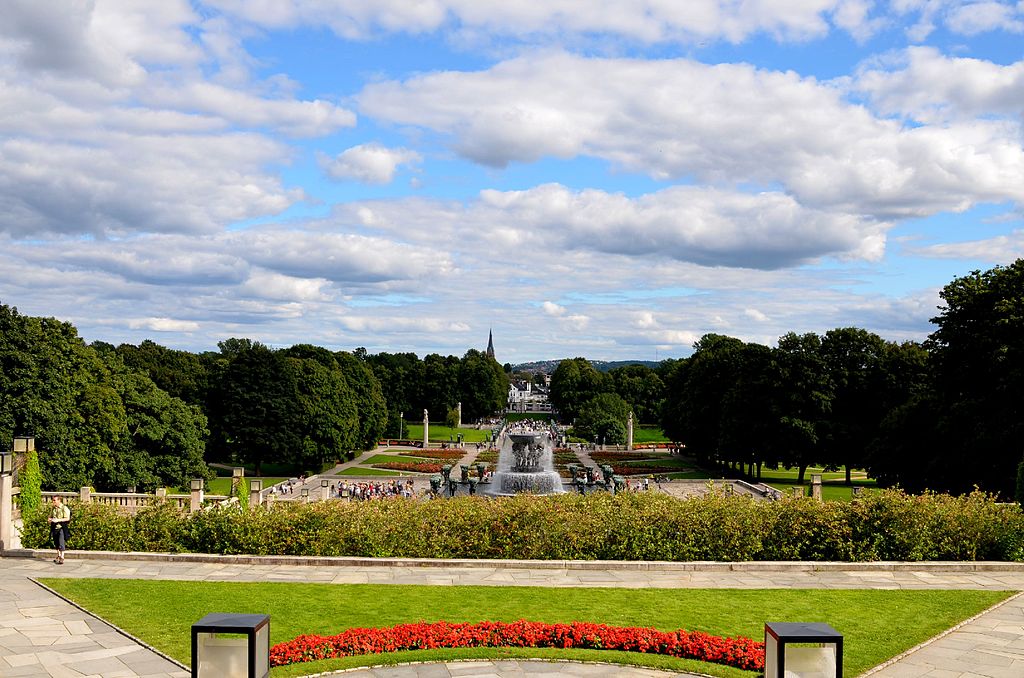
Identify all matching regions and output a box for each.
[21,489,1024,562]
[18,451,42,512]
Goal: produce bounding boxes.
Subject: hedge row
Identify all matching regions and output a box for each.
[22,489,1024,561]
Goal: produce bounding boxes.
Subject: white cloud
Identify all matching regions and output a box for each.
[128,317,201,332]
[335,183,888,269]
[745,308,770,322]
[946,1,1024,34]
[908,230,1024,262]
[319,143,422,184]
[359,52,1024,221]
[853,47,1024,122]
[541,301,566,316]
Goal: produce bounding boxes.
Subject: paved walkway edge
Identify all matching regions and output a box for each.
[29,575,191,671]
[858,589,1024,677]
[5,548,1024,571]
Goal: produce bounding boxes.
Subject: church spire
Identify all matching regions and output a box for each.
[485,328,495,359]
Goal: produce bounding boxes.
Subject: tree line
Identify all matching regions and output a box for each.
[548,259,1024,498]
[0,305,509,490]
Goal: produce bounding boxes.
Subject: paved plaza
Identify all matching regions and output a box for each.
[1,553,1023,677]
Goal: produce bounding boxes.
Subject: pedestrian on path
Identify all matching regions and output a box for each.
[48,495,71,564]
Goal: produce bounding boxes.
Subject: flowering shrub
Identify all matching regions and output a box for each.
[269,619,763,671]
[372,462,443,473]
[20,490,1024,561]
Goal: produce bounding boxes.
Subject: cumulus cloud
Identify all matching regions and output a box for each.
[319,143,422,184]
[907,230,1024,262]
[358,52,1024,221]
[852,47,1024,122]
[541,301,566,316]
[336,183,888,269]
[128,317,201,332]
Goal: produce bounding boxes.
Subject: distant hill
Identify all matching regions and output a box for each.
[511,359,663,374]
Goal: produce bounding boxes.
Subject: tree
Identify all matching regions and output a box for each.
[421,353,459,419]
[212,341,302,475]
[818,328,888,484]
[660,334,745,467]
[549,358,605,422]
[925,259,1024,495]
[336,351,388,450]
[458,349,509,421]
[574,392,631,445]
[773,332,832,484]
[607,364,664,424]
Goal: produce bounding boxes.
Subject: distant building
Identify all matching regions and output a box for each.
[507,379,553,413]
[485,329,495,360]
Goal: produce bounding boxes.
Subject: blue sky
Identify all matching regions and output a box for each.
[1,1,1022,363]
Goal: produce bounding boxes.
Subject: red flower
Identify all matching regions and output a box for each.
[269,620,764,671]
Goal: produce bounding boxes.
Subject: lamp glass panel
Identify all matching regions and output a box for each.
[197,633,249,678]
[765,635,778,678]
[254,623,269,678]
[784,645,836,678]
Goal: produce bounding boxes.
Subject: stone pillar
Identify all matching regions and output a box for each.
[0,474,12,551]
[811,473,823,501]
[423,408,429,449]
[852,486,863,498]
[627,411,634,452]
[80,486,91,503]
[457,402,462,429]
[250,479,263,506]
[190,479,204,512]
[791,486,804,498]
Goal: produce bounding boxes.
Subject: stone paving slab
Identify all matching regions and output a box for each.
[2,553,1024,677]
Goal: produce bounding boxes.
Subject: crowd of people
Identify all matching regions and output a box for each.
[333,479,417,500]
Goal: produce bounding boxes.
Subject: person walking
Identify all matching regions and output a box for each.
[48,496,71,564]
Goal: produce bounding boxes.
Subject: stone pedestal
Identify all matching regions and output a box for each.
[627,412,634,451]
[423,409,429,448]
[0,474,12,551]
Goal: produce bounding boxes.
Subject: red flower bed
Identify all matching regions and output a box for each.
[400,449,464,460]
[270,619,763,671]
[372,462,443,473]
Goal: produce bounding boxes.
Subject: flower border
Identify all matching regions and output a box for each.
[270,619,764,671]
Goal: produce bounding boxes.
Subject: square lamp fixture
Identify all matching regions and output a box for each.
[765,622,842,678]
[191,612,269,678]
[13,436,35,453]
[0,449,12,475]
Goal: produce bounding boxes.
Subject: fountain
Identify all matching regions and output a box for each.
[484,426,565,496]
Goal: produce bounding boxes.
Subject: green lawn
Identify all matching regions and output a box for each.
[337,467,404,477]
[632,425,671,444]
[40,579,1010,678]
[171,477,287,495]
[404,424,491,443]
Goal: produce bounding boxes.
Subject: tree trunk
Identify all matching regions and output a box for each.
[845,463,852,486]
[797,464,807,484]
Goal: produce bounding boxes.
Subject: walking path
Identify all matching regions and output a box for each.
[2,554,1024,677]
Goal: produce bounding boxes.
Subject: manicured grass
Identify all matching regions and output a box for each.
[765,483,880,502]
[617,457,694,470]
[404,424,490,443]
[40,579,1010,678]
[632,425,671,443]
[337,467,404,477]
[171,478,286,495]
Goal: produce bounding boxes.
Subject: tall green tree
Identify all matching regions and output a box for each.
[574,392,631,445]
[335,351,388,450]
[549,357,606,422]
[458,349,509,422]
[818,328,888,484]
[926,259,1024,495]
[773,332,833,484]
[607,364,664,424]
[213,341,302,475]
